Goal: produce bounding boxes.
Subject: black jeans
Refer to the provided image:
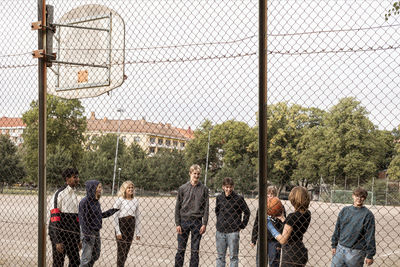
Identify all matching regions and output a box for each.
[51,240,80,267]
[175,218,203,267]
[116,216,136,267]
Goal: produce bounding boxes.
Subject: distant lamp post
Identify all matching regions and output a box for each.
[117,167,122,191]
[112,108,124,196]
[204,127,213,186]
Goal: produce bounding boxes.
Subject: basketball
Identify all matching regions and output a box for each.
[267,197,283,216]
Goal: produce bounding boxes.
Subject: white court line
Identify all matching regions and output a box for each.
[378,249,400,258]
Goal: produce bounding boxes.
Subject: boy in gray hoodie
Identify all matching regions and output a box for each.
[79,180,119,267]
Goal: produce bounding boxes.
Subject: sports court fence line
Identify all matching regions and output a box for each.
[1,0,400,266]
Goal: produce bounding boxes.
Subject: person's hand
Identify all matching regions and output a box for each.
[277,213,285,222]
[56,243,64,253]
[199,225,207,235]
[365,258,373,265]
[136,236,141,241]
[116,234,122,240]
[176,226,182,235]
[78,242,82,250]
[250,243,256,248]
[332,248,336,256]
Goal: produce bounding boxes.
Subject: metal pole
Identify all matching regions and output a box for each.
[204,128,212,186]
[112,109,123,196]
[385,173,389,206]
[259,0,268,266]
[117,168,121,191]
[38,1,47,266]
[319,175,322,201]
[371,176,374,205]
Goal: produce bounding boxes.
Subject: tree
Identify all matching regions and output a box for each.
[387,126,400,180]
[79,134,126,188]
[119,142,151,190]
[185,119,257,190]
[300,97,380,188]
[387,142,400,180]
[0,135,26,192]
[385,2,400,20]
[147,149,188,191]
[47,145,74,187]
[266,102,322,189]
[214,155,257,194]
[22,95,86,182]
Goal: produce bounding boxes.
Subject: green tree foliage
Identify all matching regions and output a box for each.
[296,97,384,188]
[385,2,400,20]
[120,142,151,189]
[387,143,400,179]
[184,120,214,168]
[47,145,74,187]
[374,130,396,171]
[22,95,86,182]
[0,135,25,191]
[79,134,126,187]
[147,149,188,191]
[214,155,257,194]
[387,126,400,180]
[266,103,321,188]
[185,119,257,190]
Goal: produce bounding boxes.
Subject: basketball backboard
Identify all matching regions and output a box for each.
[47,4,125,99]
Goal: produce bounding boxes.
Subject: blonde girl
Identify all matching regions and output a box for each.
[113,181,141,267]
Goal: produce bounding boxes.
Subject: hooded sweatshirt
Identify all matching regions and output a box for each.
[79,180,118,237]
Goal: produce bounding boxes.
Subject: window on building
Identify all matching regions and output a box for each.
[173,141,178,147]
[180,142,185,148]
[134,136,141,143]
[150,137,156,144]
[158,138,163,145]
[149,147,155,153]
[121,136,126,142]
[165,140,171,146]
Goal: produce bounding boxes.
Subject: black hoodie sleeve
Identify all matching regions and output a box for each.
[102,208,119,218]
[251,210,259,244]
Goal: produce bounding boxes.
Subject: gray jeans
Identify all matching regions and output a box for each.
[331,244,366,267]
[80,231,101,267]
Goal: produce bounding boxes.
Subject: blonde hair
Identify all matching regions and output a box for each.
[289,186,310,212]
[267,186,278,197]
[189,164,201,174]
[117,181,135,199]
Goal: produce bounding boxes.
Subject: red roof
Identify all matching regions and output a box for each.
[87,113,194,140]
[0,117,26,127]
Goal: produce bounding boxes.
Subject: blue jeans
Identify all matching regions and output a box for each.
[268,240,281,267]
[216,231,240,267]
[255,240,281,267]
[80,232,101,267]
[175,218,203,267]
[331,244,366,267]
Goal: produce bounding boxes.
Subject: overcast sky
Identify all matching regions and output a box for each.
[1,0,399,131]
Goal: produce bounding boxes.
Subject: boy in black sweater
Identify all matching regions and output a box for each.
[215,177,250,267]
[79,180,119,267]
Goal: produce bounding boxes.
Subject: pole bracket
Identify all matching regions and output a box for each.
[32,49,44,58]
[31,21,42,30]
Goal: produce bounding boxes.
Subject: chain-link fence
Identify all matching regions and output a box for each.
[1,0,400,266]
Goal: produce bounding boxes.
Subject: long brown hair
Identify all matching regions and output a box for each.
[289,186,310,212]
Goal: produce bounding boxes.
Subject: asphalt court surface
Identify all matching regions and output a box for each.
[0,194,399,266]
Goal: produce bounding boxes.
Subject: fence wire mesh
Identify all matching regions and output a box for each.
[1,0,400,266]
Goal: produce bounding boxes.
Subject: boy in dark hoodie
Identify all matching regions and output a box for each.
[79,180,119,267]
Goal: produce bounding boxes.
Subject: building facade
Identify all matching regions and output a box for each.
[0,117,26,146]
[0,113,194,154]
[85,112,193,154]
